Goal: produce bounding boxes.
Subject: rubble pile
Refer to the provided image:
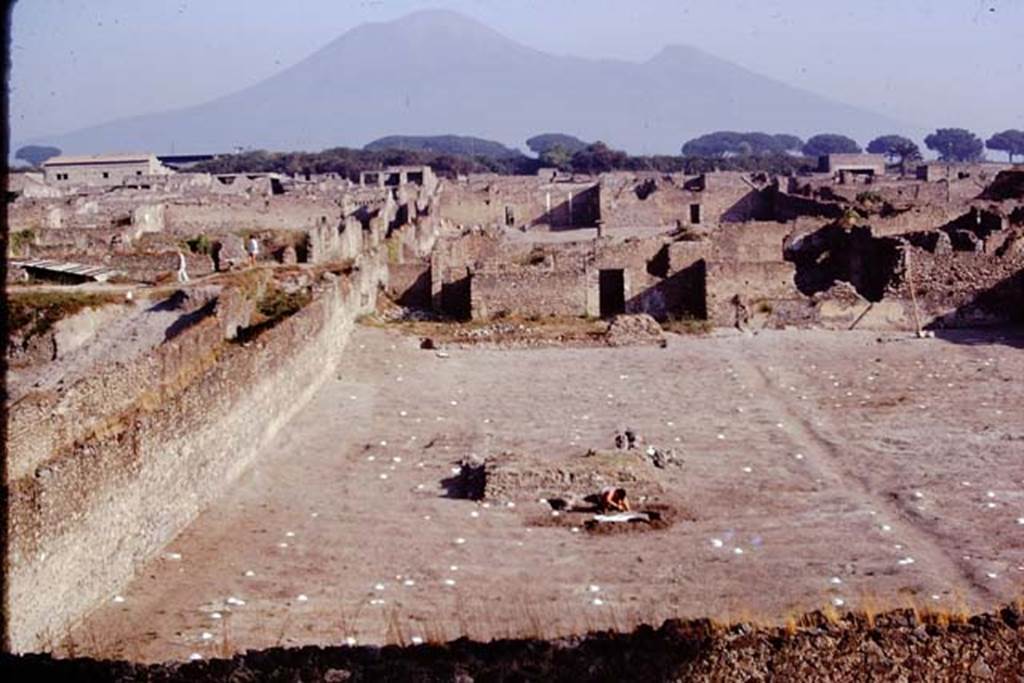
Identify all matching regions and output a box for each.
[604,313,667,347]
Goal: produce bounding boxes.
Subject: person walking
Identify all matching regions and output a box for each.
[176,250,190,283]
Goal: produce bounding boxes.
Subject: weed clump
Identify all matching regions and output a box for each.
[233,285,313,343]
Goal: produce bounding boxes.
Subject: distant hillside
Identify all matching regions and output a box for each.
[364,135,523,159]
[21,10,908,155]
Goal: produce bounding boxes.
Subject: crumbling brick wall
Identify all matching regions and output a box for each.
[4,253,387,653]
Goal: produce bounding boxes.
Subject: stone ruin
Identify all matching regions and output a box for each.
[4,158,1024,654]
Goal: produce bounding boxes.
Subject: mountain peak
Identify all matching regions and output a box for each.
[647,44,718,65]
[22,11,904,155]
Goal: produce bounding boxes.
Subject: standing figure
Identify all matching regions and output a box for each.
[176,250,189,283]
[247,235,260,267]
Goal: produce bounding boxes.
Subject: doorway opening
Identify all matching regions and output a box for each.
[599,269,625,317]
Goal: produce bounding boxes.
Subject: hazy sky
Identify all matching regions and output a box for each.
[9,0,1023,145]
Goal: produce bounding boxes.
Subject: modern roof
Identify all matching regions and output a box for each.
[43,153,156,166]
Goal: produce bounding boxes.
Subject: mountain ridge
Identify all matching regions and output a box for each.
[18,9,909,156]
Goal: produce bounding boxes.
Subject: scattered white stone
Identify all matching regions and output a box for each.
[794,453,804,460]
[986,502,997,509]
[711,538,724,548]
[374,583,385,591]
[454,537,467,545]
[297,594,308,602]
[551,510,560,517]
[210,612,222,620]
[201,632,213,640]
[411,636,424,645]
[986,491,996,498]
[506,501,516,508]
[829,577,842,585]
[571,526,580,533]
[450,467,461,475]
[113,595,125,603]
[285,531,295,538]
[423,515,431,520]
[931,594,941,601]
[717,434,725,440]
[399,410,408,417]
[166,552,182,560]
[444,579,457,586]
[403,579,416,587]
[311,512,319,518]
[189,653,203,661]
[345,637,357,646]
[912,491,924,499]
[369,599,386,605]
[880,524,892,532]
[380,440,388,446]
[244,570,256,577]
[367,455,376,462]
[733,548,744,555]
[1016,517,1024,525]
[449,565,459,571]
[470,511,480,518]
[986,572,998,579]
[742,466,753,473]
[450,400,458,406]
[226,597,245,606]
[393,456,402,463]
[379,473,388,480]
[897,557,915,566]
[589,584,601,593]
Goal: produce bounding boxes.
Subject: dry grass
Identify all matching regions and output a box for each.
[661,314,713,336]
[8,290,125,341]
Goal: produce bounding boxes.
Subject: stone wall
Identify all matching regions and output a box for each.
[471,257,591,319]
[165,198,341,234]
[706,261,799,326]
[4,253,387,652]
[440,177,600,229]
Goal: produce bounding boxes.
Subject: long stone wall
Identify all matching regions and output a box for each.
[4,253,387,653]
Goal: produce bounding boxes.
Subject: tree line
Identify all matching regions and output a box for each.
[15,127,1023,177]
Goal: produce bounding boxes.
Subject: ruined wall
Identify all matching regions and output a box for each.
[706,261,799,326]
[4,254,387,652]
[471,259,591,319]
[165,198,341,234]
[597,172,763,229]
[896,245,1024,327]
[440,178,599,229]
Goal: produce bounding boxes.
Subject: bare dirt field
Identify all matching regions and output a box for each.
[63,324,1024,662]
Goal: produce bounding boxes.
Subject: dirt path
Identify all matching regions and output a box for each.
[729,353,992,604]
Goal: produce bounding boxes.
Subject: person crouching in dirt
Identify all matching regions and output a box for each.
[598,486,631,513]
